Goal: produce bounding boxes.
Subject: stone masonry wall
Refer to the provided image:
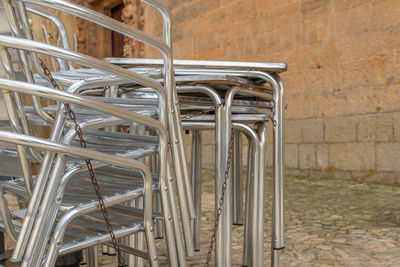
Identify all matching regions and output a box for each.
[142,0,400,184]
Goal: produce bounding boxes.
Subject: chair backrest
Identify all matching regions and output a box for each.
[1,0,173,127]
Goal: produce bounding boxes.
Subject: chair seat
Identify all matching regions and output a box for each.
[1,165,160,209]
[0,205,147,256]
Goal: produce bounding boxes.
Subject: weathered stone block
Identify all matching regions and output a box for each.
[316,144,329,169]
[173,1,198,24]
[285,144,299,169]
[198,0,219,15]
[301,0,330,20]
[377,143,400,172]
[299,144,316,169]
[285,119,302,144]
[329,143,375,171]
[302,118,324,143]
[394,112,400,142]
[201,130,215,146]
[325,117,357,143]
[357,113,393,142]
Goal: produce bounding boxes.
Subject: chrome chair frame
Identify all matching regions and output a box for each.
[5,0,195,256]
[0,78,173,266]
[0,37,184,266]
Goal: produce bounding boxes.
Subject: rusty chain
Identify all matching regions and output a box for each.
[39,59,126,267]
[182,103,223,120]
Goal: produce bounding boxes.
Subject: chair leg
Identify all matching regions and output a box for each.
[134,198,144,267]
[168,115,195,256]
[167,162,187,266]
[144,224,159,267]
[86,246,98,267]
[232,130,243,226]
[255,123,267,267]
[243,143,255,267]
[215,107,232,267]
[191,130,202,251]
[158,161,179,266]
[271,249,280,267]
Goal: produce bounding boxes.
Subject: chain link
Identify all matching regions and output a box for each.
[182,103,223,119]
[205,125,235,266]
[39,59,126,267]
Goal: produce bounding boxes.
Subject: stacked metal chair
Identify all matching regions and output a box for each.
[0,0,194,266]
[0,0,287,266]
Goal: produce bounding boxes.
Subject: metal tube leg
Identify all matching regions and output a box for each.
[158,161,179,266]
[86,246,98,267]
[215,107,232,267]
[167,161,186,266]
[191,130,202,251]
[232,130,243,226]
[135,198,144,267]
[171,94,196,219]
[145,222,159,267]
[271,249,280,267]
[1,90,33,195]
[151,154,164,240]
[127,200,136,267]
[243,144,254,267]
[255,123,267,267]
[120,237,128,266]
[271,74,285,267]
[22,156,68,267]
[168,112,195,256]
[247,137,260,267]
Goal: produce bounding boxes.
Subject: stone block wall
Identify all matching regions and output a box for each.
[183,111,400,185]
[142,0,400,184]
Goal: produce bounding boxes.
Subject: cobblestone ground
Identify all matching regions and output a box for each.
[5,171,400,266]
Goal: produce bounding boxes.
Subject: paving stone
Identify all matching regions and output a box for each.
[394,112,400,142]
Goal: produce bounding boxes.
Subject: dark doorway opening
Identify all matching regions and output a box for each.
[111,4,124,58]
